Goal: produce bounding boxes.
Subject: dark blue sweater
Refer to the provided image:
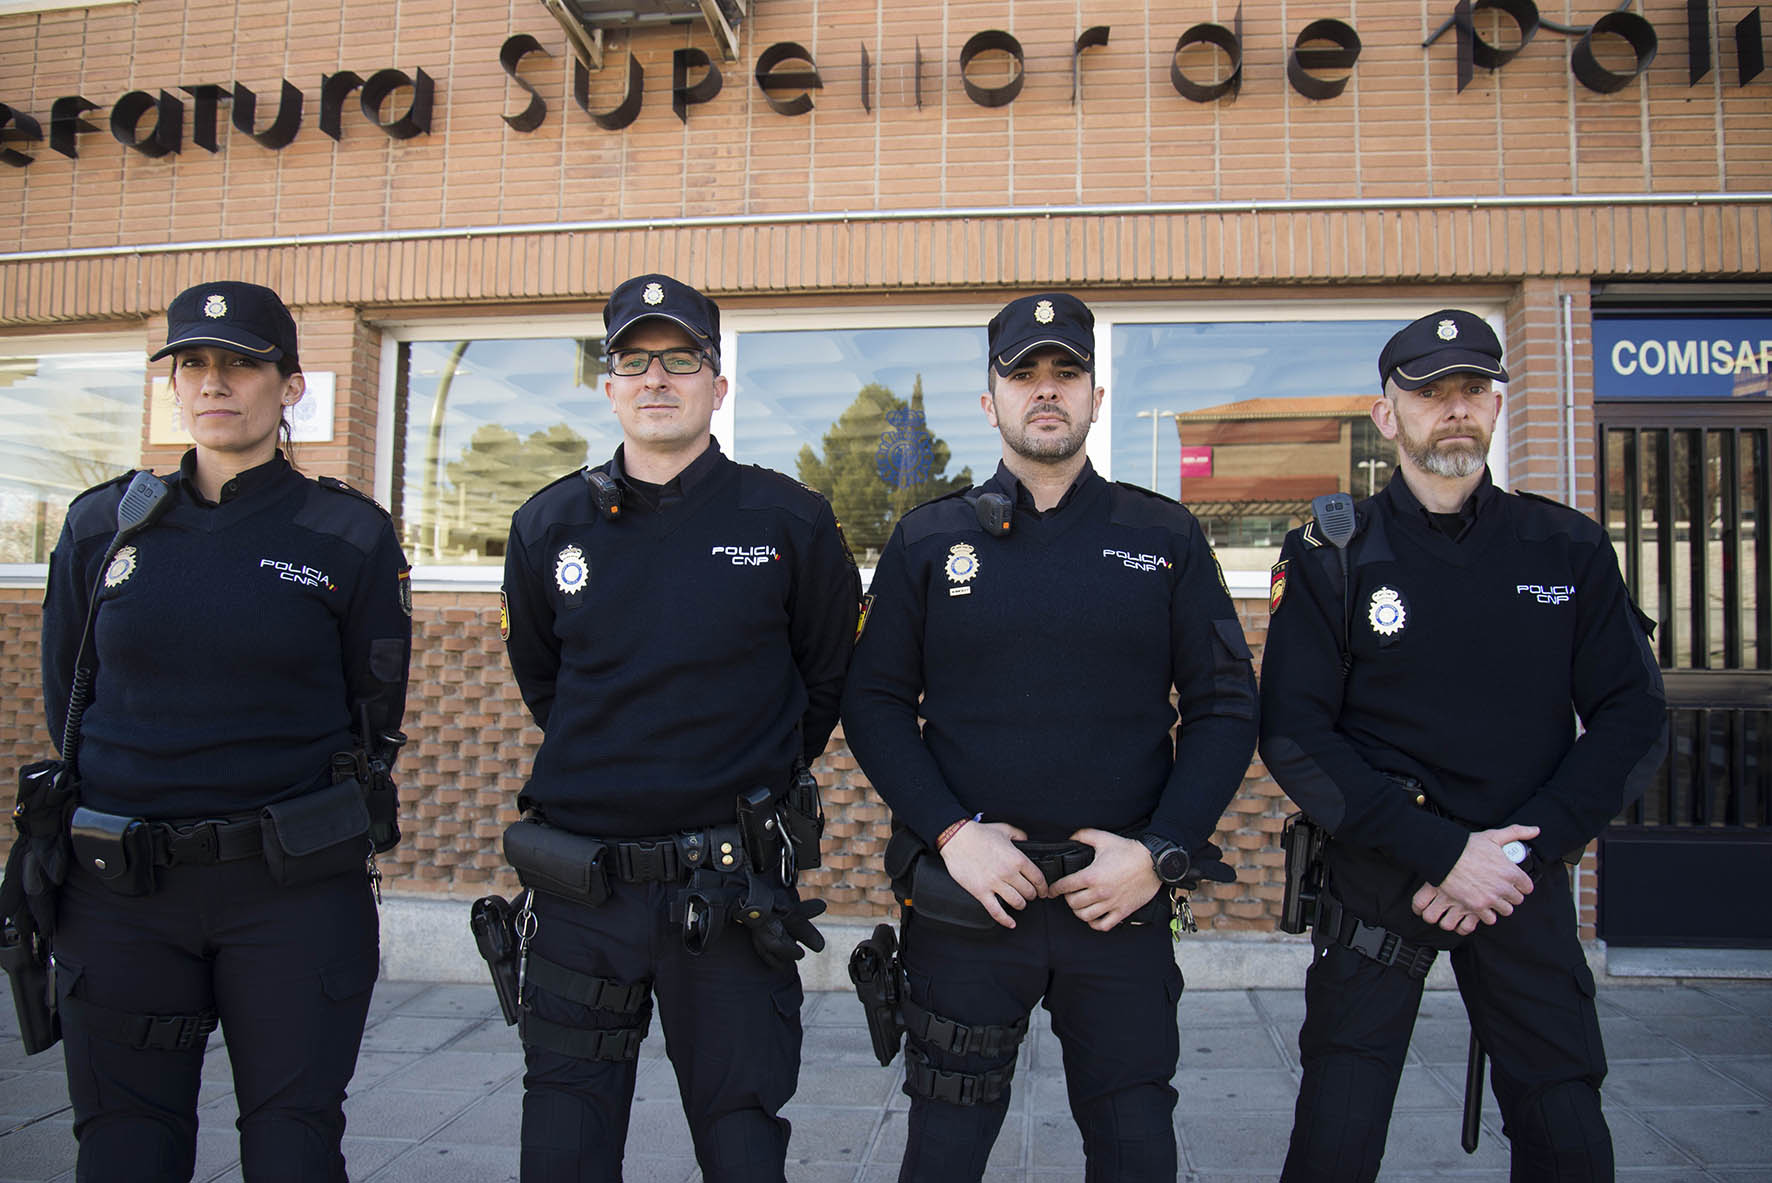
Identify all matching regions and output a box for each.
[501,440,859,837]
[842,461,1259,851]
[42,453,412,819]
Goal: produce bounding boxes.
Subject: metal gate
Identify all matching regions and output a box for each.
[1596,411,1771,947]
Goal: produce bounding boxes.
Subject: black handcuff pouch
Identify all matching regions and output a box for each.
[502,818,610,907]
[259,780,371,887]
[69,806,158,897]
[884,826,998,932]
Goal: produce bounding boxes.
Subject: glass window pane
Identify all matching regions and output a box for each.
[396,337,609,564]
[733,326,996,565]
[0,349,145,563]
[1111,320,1407,571]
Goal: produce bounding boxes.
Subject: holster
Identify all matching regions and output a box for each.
[469,895,522,1025]
[0,837,58,1055]
[1279,811,1327,935]
[68,806,159,897]
[14,759,76,935]
[885,826,996,931]
[259,780,372,887]
[503,818,610,907]
[780,757,824,871]
[848,923,905,1066]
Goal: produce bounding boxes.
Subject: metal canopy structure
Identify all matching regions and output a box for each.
[541,0,747,69]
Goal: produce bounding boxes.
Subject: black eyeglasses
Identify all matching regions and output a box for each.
[607,347,711,376]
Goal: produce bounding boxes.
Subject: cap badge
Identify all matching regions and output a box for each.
[103,545,138,589]
[642,282,665,306]
[555,545,589,595]
[1436,319,1458,341]
[1034,300,1056,325]
[944,542,979,594]
[203,294,228,319]
[1368,586,1406,636]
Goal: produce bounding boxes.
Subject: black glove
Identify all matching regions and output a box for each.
[1182,841,1237,889]
[735,873,828,969]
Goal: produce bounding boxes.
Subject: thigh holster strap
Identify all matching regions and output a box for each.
[900,995,1028,1059]
[524,954,651,1015]
[1317,893,1438,980]
[520,1011,648,1062]
[63,996,217,1051]
[903,1044,1015,1107]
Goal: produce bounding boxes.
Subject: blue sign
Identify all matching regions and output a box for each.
[1593,315,1772,399]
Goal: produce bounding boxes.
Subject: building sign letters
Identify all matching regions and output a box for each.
[1,1,1765,168]
[1594,316,1772,399]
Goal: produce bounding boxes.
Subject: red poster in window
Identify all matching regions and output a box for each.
[1178,446,1213,479]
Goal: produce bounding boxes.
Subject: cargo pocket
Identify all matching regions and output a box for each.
[761,980,804,1114]
[1210,617,1257,714]
[1571,963,1608,1083]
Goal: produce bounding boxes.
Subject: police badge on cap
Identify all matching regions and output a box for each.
[151,281,302,368]
[987,293,1095,375]
[603,274,721,369]
[1378,309,1507,393]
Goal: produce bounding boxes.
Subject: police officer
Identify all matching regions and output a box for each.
[1261,310,1668,1182]
[841,293,1258,1181]
[38,281,411,1181]
[500,274,858,1182]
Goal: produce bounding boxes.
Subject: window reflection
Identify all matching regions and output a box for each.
[1111,320,1407,570]
[0,349,144,563]
[395,337,612,564]
[735,327,996,564]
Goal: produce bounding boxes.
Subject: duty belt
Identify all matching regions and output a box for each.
[608,823,747,883]
[1012,840,1095,886]
[150,814,263,866]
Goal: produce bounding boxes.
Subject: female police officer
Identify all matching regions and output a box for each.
[39,281,411,1181]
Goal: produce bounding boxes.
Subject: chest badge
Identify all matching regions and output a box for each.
[1368,586,1406,636]
[555,545,589,595]
[103,545,138,589]
[944,542,979,596]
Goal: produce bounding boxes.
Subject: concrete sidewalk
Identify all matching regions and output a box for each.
[2,979,1768,1181]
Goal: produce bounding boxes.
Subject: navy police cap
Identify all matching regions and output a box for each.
[988,293,1095,375]
[1379,309,1508,393]
[603,274,721,368]
[151,281,300,367]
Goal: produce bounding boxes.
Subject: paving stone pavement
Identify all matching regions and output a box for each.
[1,980,1768,1181]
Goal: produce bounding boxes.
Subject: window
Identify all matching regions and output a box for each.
[0,338,145,564]
[389,331,610,566]
[382,302,1503,582]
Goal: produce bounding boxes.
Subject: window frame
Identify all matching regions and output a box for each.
[376,298,1510,595]
[0,0,135,13]
[0,329,147,587]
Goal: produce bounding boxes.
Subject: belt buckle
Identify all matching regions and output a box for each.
[164,822,218,866]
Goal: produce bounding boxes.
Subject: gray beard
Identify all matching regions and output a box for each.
[1410,439,1488,479]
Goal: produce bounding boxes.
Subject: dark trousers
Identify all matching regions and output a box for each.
[896,898,1183,1183]
[518,879,804,1183]
[53,859,380,1183]
[1283,846,1612,1183]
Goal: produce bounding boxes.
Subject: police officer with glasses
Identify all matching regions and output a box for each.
[1261,309,1667,1182]
[842,292,1257,1182]
[498,273,858,1182]
[27,280,410,1182]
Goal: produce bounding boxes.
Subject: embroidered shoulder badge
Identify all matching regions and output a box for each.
[555,545,589,595]
[398,568,412,617]
[1269,559,1288,615]
[499,589,510,639]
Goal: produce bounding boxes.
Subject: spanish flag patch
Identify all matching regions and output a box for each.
[1269,559,1288,615]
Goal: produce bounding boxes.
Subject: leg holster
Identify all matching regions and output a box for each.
[903,1043,1017,1107]
[1314,891,1439,980]
[518,951,653,1063]
[899,986,1027,1107]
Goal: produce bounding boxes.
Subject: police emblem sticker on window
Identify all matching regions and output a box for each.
[945,543,978,597]
[1368,586,1406,636]
[104,545,138,589]
[555,545,589,595]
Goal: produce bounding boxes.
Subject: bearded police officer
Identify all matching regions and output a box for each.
[842,293,1258,1181]
[1261,310,1667,1182]
[499,274,858,1182]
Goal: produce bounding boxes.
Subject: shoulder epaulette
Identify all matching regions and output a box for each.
[1300,521,1325,548]
[1112,480,1182,508]
[317,475,392,520]
[63,470,139,539]
[518,467,590,509]
[1513,488,1578,514]
[739,464,828,523]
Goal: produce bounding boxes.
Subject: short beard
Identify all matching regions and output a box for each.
[997,407,1089,463]
[1395,418,1489,479]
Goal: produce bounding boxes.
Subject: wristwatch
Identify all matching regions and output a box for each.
[1138,834,1191,886]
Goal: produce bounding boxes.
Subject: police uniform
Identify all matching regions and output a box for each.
[40,282,410,1183]
[500,275,858,1182]
[1260,311,1667,1182]
[841,294,1259,1182]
